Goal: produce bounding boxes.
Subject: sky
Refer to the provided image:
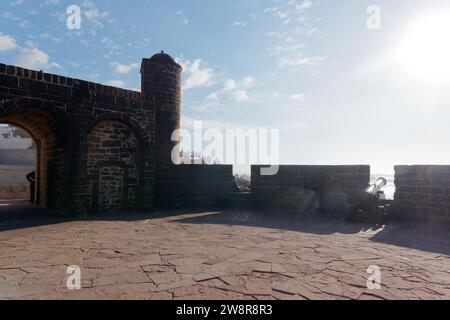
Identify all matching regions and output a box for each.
[2,0,450,174]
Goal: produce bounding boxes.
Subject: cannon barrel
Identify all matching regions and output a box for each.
[349,177,390,222]
[365,177,387,196]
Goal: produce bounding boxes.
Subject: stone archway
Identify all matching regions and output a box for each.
[0,101,77,210]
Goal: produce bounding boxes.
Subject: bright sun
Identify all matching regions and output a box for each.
[398,11,450,81]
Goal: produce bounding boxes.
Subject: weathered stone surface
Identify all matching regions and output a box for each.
[394,165,450,221]
[0,207,449,300]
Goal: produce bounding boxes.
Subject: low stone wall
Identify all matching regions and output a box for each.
[0,165,35,185]
[394,165,450,220]
[0,184,29,200]
[156,165,233,209]
[251,165,370,213]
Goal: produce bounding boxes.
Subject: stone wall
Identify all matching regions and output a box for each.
[156,165,233,209]
[0,165,35,185]
[394,165,450,220]
[86,120,139,213]
[0,151,35,201]
[251,165,370,213]
[0,61,156,213]
[0,184,29,200]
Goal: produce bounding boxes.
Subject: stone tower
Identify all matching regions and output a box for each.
[141,51,182,171]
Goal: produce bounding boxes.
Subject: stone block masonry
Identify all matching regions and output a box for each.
[0,184,29,200]
[394,165,450,221]
[0,53,167,213]
[251,165,370,214]
[156,165,233,209]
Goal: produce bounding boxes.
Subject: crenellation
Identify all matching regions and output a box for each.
[1,54,449,221]
[394,165,450,220]
[6,65,16,76]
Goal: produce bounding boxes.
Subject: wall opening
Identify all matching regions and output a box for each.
[371,170,396,200]
[0,107,71,210]
[233,165,251,193]
[0,124,37,202]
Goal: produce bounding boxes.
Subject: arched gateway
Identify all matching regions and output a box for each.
[0,52,181,214]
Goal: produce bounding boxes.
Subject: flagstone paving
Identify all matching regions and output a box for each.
[0,205,449,300]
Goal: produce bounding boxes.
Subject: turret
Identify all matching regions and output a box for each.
[141,51,182,170]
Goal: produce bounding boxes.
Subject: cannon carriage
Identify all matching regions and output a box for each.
[348,177,391,223]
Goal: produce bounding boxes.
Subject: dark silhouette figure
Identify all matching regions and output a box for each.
[26,171,36,204]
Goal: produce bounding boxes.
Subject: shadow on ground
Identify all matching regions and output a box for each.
[370,222,450,256]
[0,200,196,232]
[172,209,384,235]
[1,201,449,256]
[171,209,450,256]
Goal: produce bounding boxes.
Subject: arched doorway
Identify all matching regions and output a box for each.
[0,124,36,203]
[0,105,75,210]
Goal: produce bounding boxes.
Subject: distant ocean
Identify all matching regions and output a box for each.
[371,174,395,200]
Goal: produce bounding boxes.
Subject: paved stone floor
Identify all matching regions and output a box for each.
[0,201,449,300]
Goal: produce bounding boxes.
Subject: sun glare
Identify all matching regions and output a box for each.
[398,11,450,81]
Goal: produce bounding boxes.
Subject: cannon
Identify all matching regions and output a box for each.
[348,177,391,223]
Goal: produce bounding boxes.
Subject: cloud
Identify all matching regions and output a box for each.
[210,76,255,107]
[296,0,313,13]
[14,47,61,70]
[263,0,321,73]
[289,93,305,103]
[242,76,255,87]
[223,79,237,91]
[266,31,285,38]
[111,62,138,74]
[189,74,255,112]
[181,114,251,131]
[127,38,151,49]
[231,22,246,27]
[50,11,65,22]
[264,7,289,19]
[1,11,29,28]
[40,33,62,43]
[294,26,319,37]
[176,58,215,90]
[175,11,189,25]
[105,80,125,87]
[82,0,109,27]
[233,90,250,102]
[207,92,219,101]
[0,33,18,51]
[101,37,121,57]
[191,95,223,112]
[10,0,24,6]
[277,55,326,67]
[267,44,306,56]
[224,76,254,91]
[84,8,109,26]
